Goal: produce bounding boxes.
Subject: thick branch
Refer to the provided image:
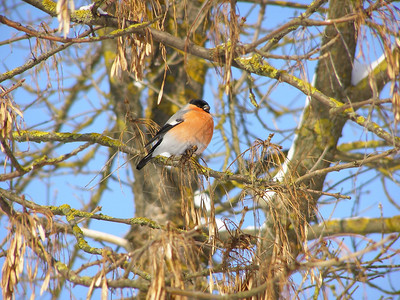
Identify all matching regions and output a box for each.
[231,216,400,241]
[306,216,400,239]
[11,130,284,189]
[234,55,400,147]
[295,148,399,184]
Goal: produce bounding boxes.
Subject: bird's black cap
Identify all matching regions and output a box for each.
[189,99,210,112]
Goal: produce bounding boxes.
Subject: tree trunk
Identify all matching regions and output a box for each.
[259,0,358,297]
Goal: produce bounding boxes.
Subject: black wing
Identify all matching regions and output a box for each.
[136,138,163,170]
[136,118,184,170]
[144,118,184,147]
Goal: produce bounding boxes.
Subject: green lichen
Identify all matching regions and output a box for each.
[66,211,76,222]
[66,208,94,222]
[337,140,384,152]
[290,74,316,94]
[347,217,369,233]
[94,133,119,146]
[58,204,71,215]
[260,63,281,78]
[195,163,211,175]
[130,217,162,229]
[108,21,149,36]
[72,223,83,235]
[236,54,282,78]
[1,70,15,79]
[103,49,116,65]
[54,261,69,273]
[95,213,114,221]
[71,8,94,23]
[314,118,335,147]
[328,97,354,114]
[356,115,365,124]
[42,0,57,14]
[18,130,45,139]
[328,97,344,108]
[313,118,332,134]
[186,57,206,85]
[108,28,125,35]
[215,40,233,52]
[385,215,400,231]
[72,223,103,255]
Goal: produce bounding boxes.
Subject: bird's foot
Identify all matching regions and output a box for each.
[180,145,198,165]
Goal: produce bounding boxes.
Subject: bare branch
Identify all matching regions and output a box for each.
[295,148,399,185]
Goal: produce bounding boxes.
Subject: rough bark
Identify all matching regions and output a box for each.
[100,1,209,245]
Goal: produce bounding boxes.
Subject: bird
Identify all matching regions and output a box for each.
[136,99,214,170]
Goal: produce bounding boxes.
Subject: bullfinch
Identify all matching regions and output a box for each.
[136,99,214,170]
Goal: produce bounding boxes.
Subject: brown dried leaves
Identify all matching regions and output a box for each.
[387,46,400,123]
[110,32,153,81]
[1,210,53,300]
[0,83,23,153]
[56,0,75,38]
[143,228,201,300]
[110,0,159,82]
[211,2,243,94]
[1,224,25,300]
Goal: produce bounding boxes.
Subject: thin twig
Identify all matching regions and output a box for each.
[300,234,398,268]
[295,148,399,185]
[0,79,25,97]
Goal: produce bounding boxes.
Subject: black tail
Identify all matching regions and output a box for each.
[137,139,162,170]
[136,152,153,170]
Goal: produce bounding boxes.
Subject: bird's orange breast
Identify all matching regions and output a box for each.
[170,107,214,153]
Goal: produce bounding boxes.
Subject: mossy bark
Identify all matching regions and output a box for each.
[259,1,359,297]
